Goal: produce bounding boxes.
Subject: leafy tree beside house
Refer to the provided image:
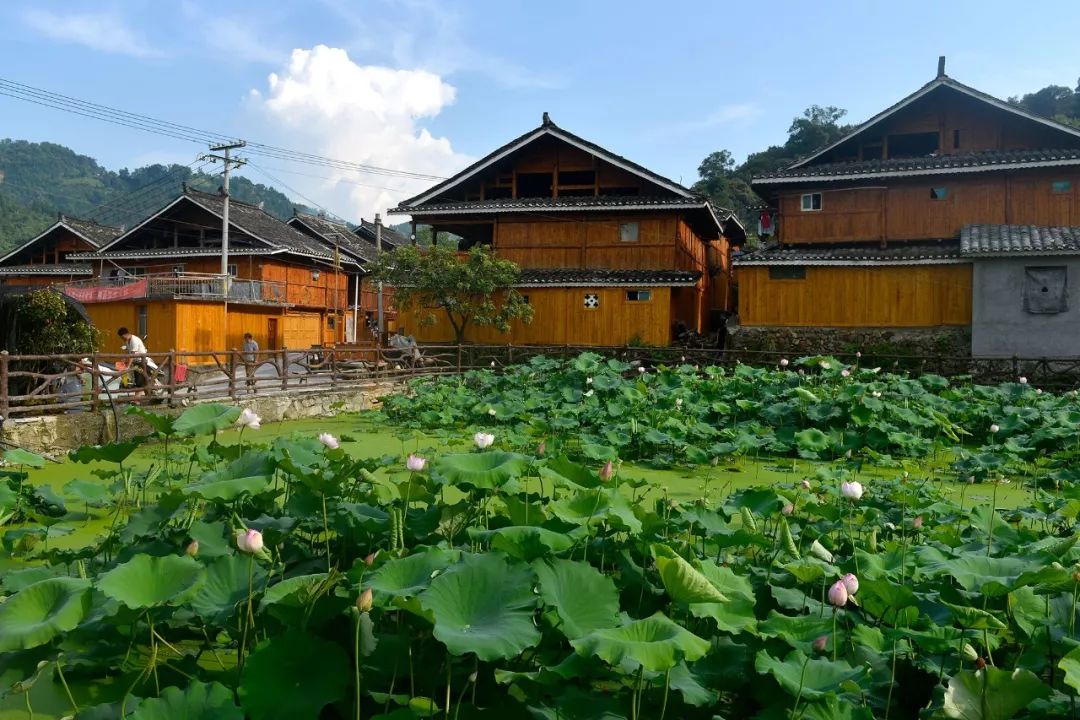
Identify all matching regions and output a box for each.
[370,243,533,344]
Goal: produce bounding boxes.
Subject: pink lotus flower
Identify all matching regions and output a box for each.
[782,503,794,516]
[841,369,850,378]
[820,361,831,370]
[406,454,426,472]
[599,460,614,482]
[828,580,849,607]
[236,529,264,554]
[840,481,864,500]
[237,408,262,430]
[913,515,923,530]
[364,552,377,567]
[813,635,828,653]
[319,433,340,450]
[989,424,999,434]
[356,587,373,612]
[185,540,199,557]
[800,479,811,490]
[473,432,495,449]
[840,573,859,595]
[537,441,546,456]
[855,351,862,358]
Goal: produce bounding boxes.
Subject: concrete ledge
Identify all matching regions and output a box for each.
[1,382,400,455]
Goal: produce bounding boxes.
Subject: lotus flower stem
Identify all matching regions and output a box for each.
[353,611,363,720]
[885,640,898,720]
[986,480,998,557]
[238,554,255,672]
[832,609,838,661]
[55,658,78,714]
[790,655,810,718]
[322,492,332,573]
[659,667,671,720]
[445,663,452,720]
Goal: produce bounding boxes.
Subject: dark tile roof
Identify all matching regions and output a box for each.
[516,268,700,287]
[788,74,1080,170]
[60,216,123,247]
[392,195,714,216]
[753,148,1080,183]
[961,224,1080,257]
[397,115,697,209]
[289,213,378,264]
[354,219,410,249]
[69,248,281,261]
[733,241,964,266]
[0,263,93,276]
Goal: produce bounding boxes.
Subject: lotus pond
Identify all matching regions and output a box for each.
[3,352,1080,719]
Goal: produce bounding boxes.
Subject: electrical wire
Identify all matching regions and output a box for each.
[0,77,448,182]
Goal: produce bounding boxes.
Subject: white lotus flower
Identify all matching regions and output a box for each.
[474,432,495,449]
[319,433,340,450]
[236,408,262,430]
[840,481,864,500]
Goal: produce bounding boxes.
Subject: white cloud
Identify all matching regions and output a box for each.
[246,45,471,220]
[646,102,763,140]
[178,1,283,66]
[22,9,163,59]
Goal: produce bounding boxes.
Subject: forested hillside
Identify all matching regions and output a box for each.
[0,140,315,251]
[693,79,1080,235]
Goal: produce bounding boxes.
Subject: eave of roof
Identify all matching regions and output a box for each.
[961,224,1080,257]
[390,196,716,216]
[789,75,1080,170]
[397,117,696,209]
[732,241,966,267]
[0,264,94,275]
[69,248,283,260]
[753,149,1080,185]
[514,268,701,287]
[0,217,119,264]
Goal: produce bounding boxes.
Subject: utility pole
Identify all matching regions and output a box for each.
[201,141,247,294]
[375,213,384,342]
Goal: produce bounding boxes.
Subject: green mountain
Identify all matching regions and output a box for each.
[0,139,318,252]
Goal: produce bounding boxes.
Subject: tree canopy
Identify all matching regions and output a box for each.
[370,243,533,344]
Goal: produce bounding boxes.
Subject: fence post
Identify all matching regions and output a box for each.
[167,349,177,406]
[280,346,289,392]
[507,343,514,367]
[0,351,8,421]
[89,351,100,411]
[228,349,238,400]
[329,348,337,389]
[457,344,463,373]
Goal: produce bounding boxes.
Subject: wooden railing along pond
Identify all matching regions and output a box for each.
[2,343,1079,418]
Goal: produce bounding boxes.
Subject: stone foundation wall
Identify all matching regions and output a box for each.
[727,325,972,358]
[1,383,399,456]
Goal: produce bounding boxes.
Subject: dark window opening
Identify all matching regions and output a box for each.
[861,139,883,160]
[769,266,807,280]
[558,170,595,186]
[558,188,594,197]
[626,290,652,302]
[137,305,148,338]
[1052,180,1072,194]
[598,186,640,196]
[516,172,553,198]
[521,295,530,305]
[486,186,512,200]
[953,129,961,150]
[887,131,939,159]
[930,187,948,200]
[327,316,336,329]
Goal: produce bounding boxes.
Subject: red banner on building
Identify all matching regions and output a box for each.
[64,278,148,303]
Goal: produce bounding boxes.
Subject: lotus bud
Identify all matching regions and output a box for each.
[840,573,859,595]
[237,528,264,554]
[356,587,373,613]
[586,377,593,384]
[975,657,987,670]
[798,368,805,375]
[319,432,340,450]
[1019,376,1028,384]
[841,369,850,378]
[490,361,496,368]
[599,460,614,482]
[364,552,377,567]
[913,515,923,530]
[694,365,699,371]
[710,457,720,466]
[827,580,848,607]
[537,441,546,456]
[406,454,427,472]
[845,449,852,459]
[185,539,199,557]
[780,358,789,367]
[468,671,478,683]
[675,398,682,407]
[473,432,495,449]
[488,407,497,416]
[961,643,979,662]
[989,424,999,434]
[856,351,862,358]
[813,635,828,653]
[638,366,646,374]
[680,356,686,363]
[840,481,864,501]
[1037,388,1043,395]
[781,503,794,516]
[801,479,811,490]
[584,389,594,398]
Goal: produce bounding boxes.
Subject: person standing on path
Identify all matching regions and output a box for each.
[242,333,259,392]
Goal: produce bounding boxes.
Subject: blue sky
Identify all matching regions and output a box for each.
[1,0,1079,220]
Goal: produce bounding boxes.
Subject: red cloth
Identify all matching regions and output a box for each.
[64,278,148,303]
[759,210,772,231]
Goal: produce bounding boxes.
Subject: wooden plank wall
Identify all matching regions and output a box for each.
[737,265,972,327]
[260,261,348,309]
[778,169,1080,244]
[85,301,177,353]
[495,216,677,269]
[281,313,323,349]
[409,287,672,346]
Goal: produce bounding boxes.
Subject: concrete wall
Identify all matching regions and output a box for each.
[1,383,397,456]
[972,258,1080,357]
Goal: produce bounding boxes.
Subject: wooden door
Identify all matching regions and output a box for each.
[267,318,279,350]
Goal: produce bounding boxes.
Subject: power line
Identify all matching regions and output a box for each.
[0,77,449,183]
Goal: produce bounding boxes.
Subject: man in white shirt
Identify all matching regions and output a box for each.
[117,327,150,400]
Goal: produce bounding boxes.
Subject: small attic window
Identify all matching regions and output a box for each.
[930,187,948,200]
[516,172,553,198]
[800,193,822,211]
[1052,180,1072,194]
[619,222,640,242]
[888,131,939,159]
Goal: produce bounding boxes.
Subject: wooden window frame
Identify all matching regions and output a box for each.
[930,187,948,200]
[619,222,640,243]
[625,289,652,302]
[1052,180,1072,194]
[800,193,822,212]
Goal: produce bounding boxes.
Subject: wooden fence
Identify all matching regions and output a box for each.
[2,343,1079,418]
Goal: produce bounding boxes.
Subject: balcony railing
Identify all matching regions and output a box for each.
[61,272,288,305]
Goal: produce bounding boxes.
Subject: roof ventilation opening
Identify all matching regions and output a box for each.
[937,56,946,78]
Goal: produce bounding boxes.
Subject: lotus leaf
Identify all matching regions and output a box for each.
[173,403,242,436]
[532,558,620,639]
[420,552,540,660]
[98,554,206,609]
[0,577,91,651]
[129,680,242,720]
[238,630,350,720]
[430,451,529,490]
[189,554,268,626]
[754,649,870,700]
[3,448,45,468]
[943,667,1050,720]
[571,612,709,672]
[367,548,460,599]
[651,544,728,604]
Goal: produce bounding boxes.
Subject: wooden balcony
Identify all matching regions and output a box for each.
[61,272,289,306]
